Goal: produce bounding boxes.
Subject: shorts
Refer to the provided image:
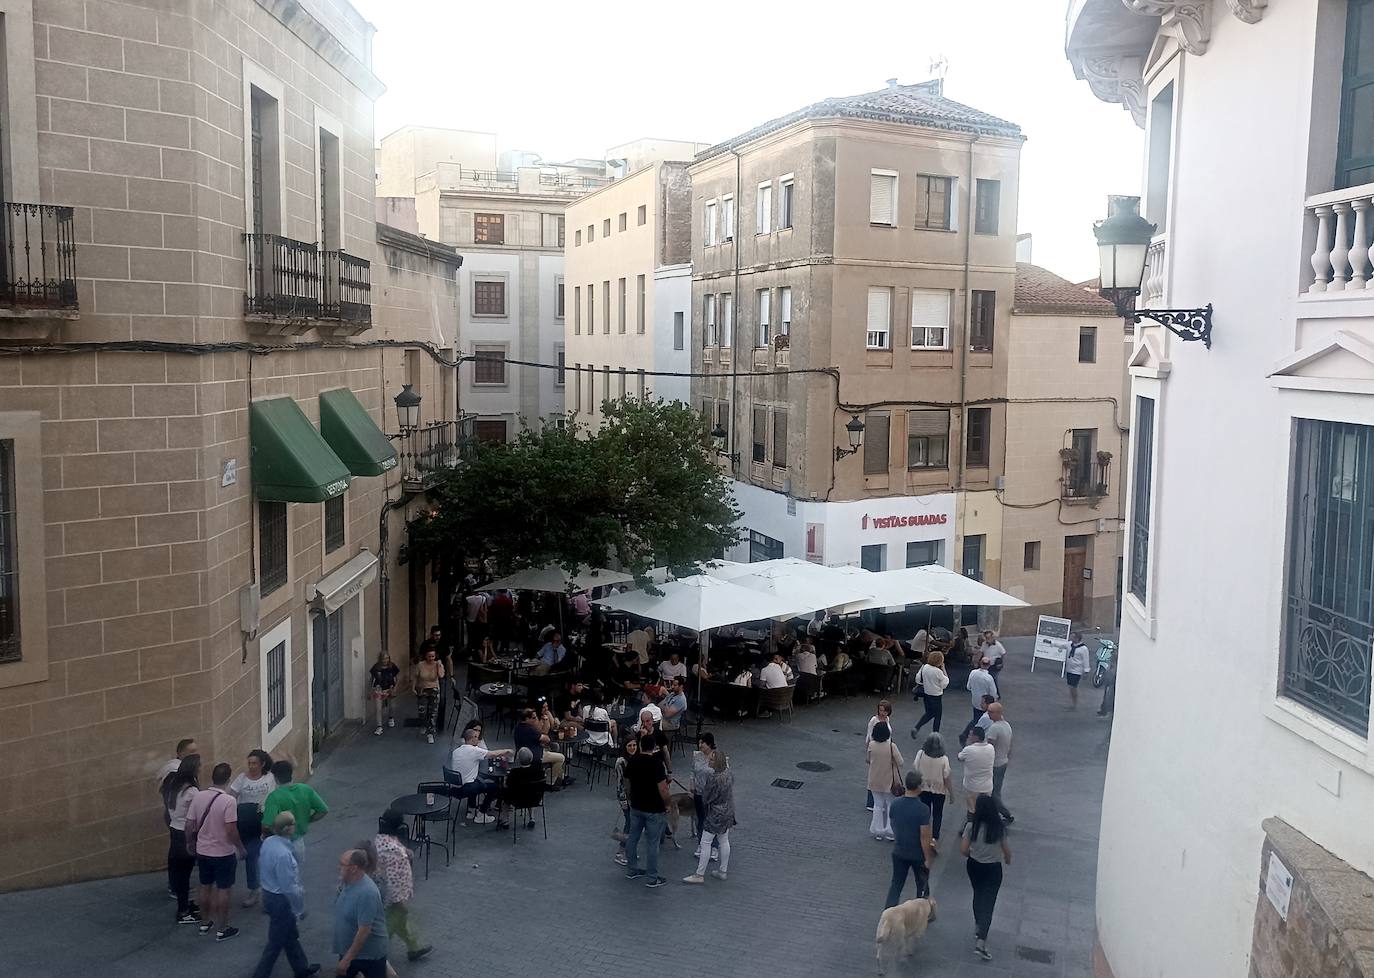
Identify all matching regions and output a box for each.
[1066,673,1082,688]
[196,852,237,889]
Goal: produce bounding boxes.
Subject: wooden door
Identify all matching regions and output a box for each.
[1063,547,1087,622]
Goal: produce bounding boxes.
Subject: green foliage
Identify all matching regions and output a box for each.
[408,397,741,584]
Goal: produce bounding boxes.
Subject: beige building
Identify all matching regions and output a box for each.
[999,264,1127,634]
[0,0,463,891]
[563,157,693,424]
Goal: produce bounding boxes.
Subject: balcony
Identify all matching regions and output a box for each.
[0,202,79,338]
[397,418,474,493]
[774,332,790,368]
[1061,449,1112,503]
[1301,183,1374,298]
[244,233,371,336]
[1142,233,1167,308]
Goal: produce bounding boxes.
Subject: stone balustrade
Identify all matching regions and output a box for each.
[1305,182,1374,293]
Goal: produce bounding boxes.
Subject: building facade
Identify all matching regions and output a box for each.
[563,159,693,423]
[0,0,461,891]
[1068,1,1374,976]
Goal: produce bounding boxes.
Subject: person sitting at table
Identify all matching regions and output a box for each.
[558,681,589,724]
[758,653,790,690]
[476,637,496,665]
[514,708,572,789]
[461,719,488,750]
[613,650,643,693]
[730,665,753,687]
[504,748,545,830]
[580,690,617,746]
[626,626,655,664]
[532,632,567,675]
[794,639,819,677]
[657,652,687,683]
[660,677,688,733]
[532,697,559,738]
[641,676,667,706]
[449,728,510,825]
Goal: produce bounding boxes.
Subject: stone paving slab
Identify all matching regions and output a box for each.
[1,636,1109,977]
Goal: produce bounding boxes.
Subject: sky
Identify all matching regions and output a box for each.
[352,0,1142,282]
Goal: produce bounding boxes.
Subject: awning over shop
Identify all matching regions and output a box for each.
[318,388,398,477]
[250,396,352,503]
[312,549,379,614]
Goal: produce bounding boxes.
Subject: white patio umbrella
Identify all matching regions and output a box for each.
[705,557,823,581]
[878,564,1029,607]
[728,563,878,618]
[485,562,634,594]
[824,564,947,613]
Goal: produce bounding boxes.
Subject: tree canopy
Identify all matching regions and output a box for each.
[408,397,742,586]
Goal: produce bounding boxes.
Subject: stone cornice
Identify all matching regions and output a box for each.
[1224,0,1268,24]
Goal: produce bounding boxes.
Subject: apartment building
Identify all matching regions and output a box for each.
[690,80,1022,582]
[563,156,693,424]
[1068,1,1374,976]
[0,0,462,891]
[377,127,611,438]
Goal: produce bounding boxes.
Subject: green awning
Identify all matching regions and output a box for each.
[318,388,398,477]
[250,397,351,503]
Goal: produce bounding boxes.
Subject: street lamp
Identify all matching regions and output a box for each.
[834,415,865,461]
[710,423,741,466]
[1094,194,1214,349]
[393,383,422,431]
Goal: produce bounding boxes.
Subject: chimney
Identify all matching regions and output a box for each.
[885,77,899,89]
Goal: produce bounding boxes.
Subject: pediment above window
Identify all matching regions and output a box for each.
[1270,329,1374,392]
[1129,329,1172,378]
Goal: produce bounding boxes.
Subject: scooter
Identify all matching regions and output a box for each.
[1092,639,1117,688]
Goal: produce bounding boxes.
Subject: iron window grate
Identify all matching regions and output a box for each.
[266,640,286,730]
[324,495,345,553]
[0,441,19,664]
[259,501,288,596]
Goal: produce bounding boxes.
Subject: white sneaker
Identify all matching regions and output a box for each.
[472,813,496,824]
[374,726,382,736]
[387,717,395,727]
[710,869,727,880]
[426,734,434,744]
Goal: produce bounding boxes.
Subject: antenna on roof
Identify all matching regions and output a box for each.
[927,55,949,94]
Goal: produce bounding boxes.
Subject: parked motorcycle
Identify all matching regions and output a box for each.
[1092,639,1117,688]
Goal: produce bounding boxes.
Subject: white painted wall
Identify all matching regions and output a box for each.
[653,263,692,404]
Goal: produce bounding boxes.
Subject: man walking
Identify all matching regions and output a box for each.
[333,849,389,978]
[251,813,319,978]
[621,735,672,888]
[957,727,996,816]
[884,771,936,909]
[960,655,999,745]
[1066,633,1091,709]
[185,761,242,942]
[981,631,1008,677]
[983,703,1014,823]
[262,761,329,867]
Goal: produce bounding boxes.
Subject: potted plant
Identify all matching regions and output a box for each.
[1059,447,1080,463]
[1096,450,1114,464]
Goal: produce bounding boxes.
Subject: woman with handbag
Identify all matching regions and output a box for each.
[911,651,950,736]
[865,723,903,841]
[162,754,202,924]
[229,749,275,908]
[864,700,894,812]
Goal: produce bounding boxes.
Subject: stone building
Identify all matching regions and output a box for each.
[0,0,461,891]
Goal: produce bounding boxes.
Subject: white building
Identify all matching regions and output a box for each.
[1067,2,1374,977]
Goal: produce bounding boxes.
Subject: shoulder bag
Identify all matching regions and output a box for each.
[889,743,904,797]
[186,789,228,857]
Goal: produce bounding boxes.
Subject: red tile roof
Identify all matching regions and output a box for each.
[1014,263,1117,316]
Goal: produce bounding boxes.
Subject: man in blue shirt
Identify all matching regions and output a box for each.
[533,632,567,674]
[660,677,688,733]
[251,813,319,978]
[333,848,389,978]
[885,771,936,909]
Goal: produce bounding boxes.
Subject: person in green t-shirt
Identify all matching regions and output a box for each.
[261,760,328,866]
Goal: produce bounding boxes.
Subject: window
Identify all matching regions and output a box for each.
[756,289,771,346]
[473,347,506,385]
[637,370,645,398]
[715,401,730,449]
[861,543,886,572]
[863,412,890,475]
[750,530,785,562]
[1078,326,1098,363]
[574,362,582,408]
[637,204,647,226]
[555,347,565,387]
[574,286,582,335]
[259,500,288,596]
[756,181,772,234]
[318,128,341,251]
[962,534,985,582]
[587,223,595,242]
[704,294,717,346]
[870,170,897,225]
[907,410,949,469]
[474,213,505,245]
[721,293,734,347]
[555,279,565,320]
[473,278,506,317]
[1282,419,1374,734]
[0,442,15,663]
[602,280,610,333]
[673,311,685,351]
[248,87,282,238]
[587,282,595,331]
[779,287,792,335]
[906,540,943,568]
[603,218,611,237]
[1129,396,1155,602]
[773,410,788,467]
[473,419,508,444]
[1068,428,1096,494]
[866,287,892,349]
[618,368,627,399]
[704,201,717,246]
[722,194,735,241]
[974,179,1001,235]
[618,212,627,232]
[910,289,951,349]
[1146,83,1175,225]
[265,639,286,730]
[323,495,345,553]
[966,407,991,466]
[915,175,952,229]
[542,213,564,247]
[779,176,794,229]
[636,275,645,334]
[575,229,582,247]
[752,406,767,463]
[970,290,995,352]
[618,277,627,334]
[586,365,594,412]
[1024,540,1041,571]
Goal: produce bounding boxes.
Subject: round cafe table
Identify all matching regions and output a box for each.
[389,793,450,877]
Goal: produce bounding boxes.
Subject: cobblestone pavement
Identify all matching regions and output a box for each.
[2,636,1108,978]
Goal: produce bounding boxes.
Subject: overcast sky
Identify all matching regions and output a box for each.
[353,0,1142,282]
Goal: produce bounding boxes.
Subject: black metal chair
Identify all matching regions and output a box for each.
[412,782,455,877]
[502,774,549,843]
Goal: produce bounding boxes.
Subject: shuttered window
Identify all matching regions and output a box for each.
[757,289,771,347]
[618,277,626,334]
[573,286,581,335]
[773,410,788,467]
[869,171,897,225]
[722,293,734,346]
[975,179,1001,234]
[756,182,772,234]
[970,290,996,352]
[914,176,951,229]
[704,201,717,246]
[863,413,891,475]
[474,213,504,244]
[636,275,645,334]
[866,287,891,349]
[722,195,735,240]
[704,294,716,346]
[907,410,949,469]
[910,289,951,349]
[779,286,792,335]
[752,406,767,463]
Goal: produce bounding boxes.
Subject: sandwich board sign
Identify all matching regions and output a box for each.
[1032,614,1071,675]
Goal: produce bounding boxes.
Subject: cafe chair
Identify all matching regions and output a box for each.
[503,779,549,844]
[756,685,796,722]
[579,718,616,788]
[441,765,471,823]
[412,781,455,877]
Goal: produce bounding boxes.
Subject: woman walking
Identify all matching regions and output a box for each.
[229,749,275,908]
[612,737,638,863]
[683,747,735,884]
[864,700,893,812]
[866,723,903,841]
[414,646,445,744]
[374,810,433,963]
[161,754,202,924]
[961,794,1013,961]
[369,651,400,736]
[912,733,953,850]
[911,651,950,736]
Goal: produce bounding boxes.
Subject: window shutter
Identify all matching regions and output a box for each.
[780,287,792,329]
[910,289,950,329]
[870,173,894,224]
[863,414,891,475]
[907,410,948,437]
[773,410,788,466]
[867,288,891,331]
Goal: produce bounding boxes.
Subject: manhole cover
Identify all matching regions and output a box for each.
[1015,946,1056,965]
[796,761,832,772]
[771,778,804,790]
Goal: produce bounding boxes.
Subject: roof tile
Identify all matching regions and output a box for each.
[1014,263,1118,315]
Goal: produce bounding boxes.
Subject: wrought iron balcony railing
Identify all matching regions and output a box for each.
[397,418,476,491]
[323,250,371,325]
[1061,451,1112,501]
[244,233,371,327]
[0,202,78,311]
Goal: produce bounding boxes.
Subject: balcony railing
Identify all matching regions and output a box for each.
[397,418,475,491]
[1142,233,1167,308]
[1303,182,1374,294]
[1061,451,1112,502]
[244,233,371,329]
[0,202,78,311]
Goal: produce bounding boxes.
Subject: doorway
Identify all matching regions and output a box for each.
[1063,534,1090,622]
[312,609,346,736]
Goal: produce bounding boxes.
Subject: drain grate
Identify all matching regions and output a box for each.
[1015,946,1056,965]
[771,778,804,790]
[796,761,832,772]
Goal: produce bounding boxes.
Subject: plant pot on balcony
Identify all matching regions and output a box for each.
[1059,448,1080,463]
[773,333,790,350]
[1096,451,1113,465]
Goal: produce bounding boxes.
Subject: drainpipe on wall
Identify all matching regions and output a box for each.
[956,134,979,492]
[729,149,743,471]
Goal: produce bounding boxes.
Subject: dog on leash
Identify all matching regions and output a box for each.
[664,789,696,847]
[875,897,936,974]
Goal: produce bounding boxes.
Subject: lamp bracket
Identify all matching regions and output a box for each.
[1131,303,1213,350]
[834,445,860,461]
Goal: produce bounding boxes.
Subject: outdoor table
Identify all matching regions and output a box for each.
[390,791,450,841]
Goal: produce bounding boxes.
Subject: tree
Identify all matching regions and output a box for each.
[409,398,741,585]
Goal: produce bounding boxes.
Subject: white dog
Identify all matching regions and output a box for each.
[875,897,936,974]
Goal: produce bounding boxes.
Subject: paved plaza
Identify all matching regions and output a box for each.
[2,637,1108,978]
